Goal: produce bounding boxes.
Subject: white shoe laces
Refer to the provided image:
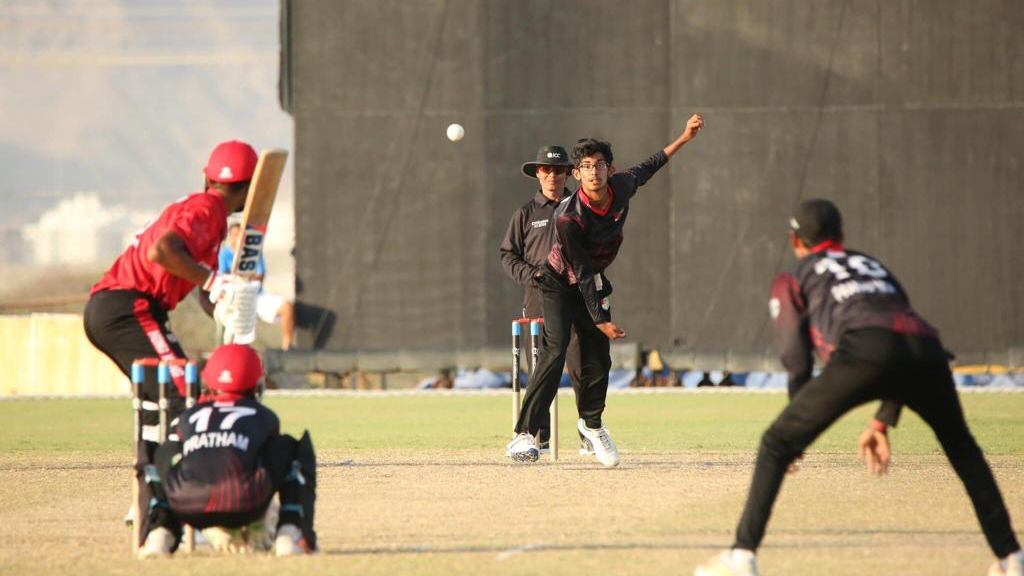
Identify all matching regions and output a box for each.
[595,428,613,450]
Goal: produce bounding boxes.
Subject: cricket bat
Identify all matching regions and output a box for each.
[225,148,288,343]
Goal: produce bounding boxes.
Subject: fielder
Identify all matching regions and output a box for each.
[85,140,261,441]
[695,199,1023,576]
[500,145,588,456]
[137,344,317,558]
[507,114,705,466]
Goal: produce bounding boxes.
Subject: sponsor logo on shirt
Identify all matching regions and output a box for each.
[530,219,549,229]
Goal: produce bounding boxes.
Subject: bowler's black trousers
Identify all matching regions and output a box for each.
[735,329,1020,558]
[515,266,611,435]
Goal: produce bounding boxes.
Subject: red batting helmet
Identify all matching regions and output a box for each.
[201,344,264,395]
[204,140,258,183]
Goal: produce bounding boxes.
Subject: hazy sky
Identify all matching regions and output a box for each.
[0,0,293,229]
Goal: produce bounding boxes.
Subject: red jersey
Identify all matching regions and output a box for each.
[91,189,228,310]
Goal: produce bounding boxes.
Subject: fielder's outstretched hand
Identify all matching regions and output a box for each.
[858,426,891,476]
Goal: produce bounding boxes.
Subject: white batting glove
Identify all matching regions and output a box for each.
[223,281,260,344]
[207,273,242,304]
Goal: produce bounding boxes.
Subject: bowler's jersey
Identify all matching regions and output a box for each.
[547,152,668,324]
[770,242,938,392]
[91,189,227,311]
[166,398,278,514]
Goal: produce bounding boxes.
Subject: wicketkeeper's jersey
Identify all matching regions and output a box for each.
[770,241,939,396]
[166,398,279,514]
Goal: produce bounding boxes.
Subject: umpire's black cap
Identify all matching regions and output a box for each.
[789,199,843,245]
[521,145,573,178]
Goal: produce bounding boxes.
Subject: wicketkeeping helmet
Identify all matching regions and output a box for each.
[201,344,264,396]
[204,140,258,183]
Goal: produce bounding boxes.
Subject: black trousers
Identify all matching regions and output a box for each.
[515,266,611,435]
[734,329,1020,558]
[524,287,584,443]
[84,289,187,427]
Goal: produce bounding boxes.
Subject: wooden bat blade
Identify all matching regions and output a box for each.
[231,149,288,277]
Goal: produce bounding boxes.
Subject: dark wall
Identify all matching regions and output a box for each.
[288,0,1024,357]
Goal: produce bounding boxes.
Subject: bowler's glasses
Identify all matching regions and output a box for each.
[577,161,607,173]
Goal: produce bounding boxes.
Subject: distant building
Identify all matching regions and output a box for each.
[21,192,152,266]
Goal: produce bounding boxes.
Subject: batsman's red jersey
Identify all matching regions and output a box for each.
[92,189,228,310]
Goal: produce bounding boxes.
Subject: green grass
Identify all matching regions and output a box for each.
[3,392,1022,455]
[2,392,1022,576]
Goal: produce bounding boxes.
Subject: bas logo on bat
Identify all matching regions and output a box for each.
[236,228,266,273]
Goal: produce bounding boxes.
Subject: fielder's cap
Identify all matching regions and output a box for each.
[205,140,258,184]
[201,344,264,395]
[521,145,573,178]
[789,198,843,245]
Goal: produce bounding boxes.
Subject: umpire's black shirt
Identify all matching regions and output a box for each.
[500,188,571,317]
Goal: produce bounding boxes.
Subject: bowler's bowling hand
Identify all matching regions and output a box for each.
[596,321,626,340]
[858,426,891,476]
[682,113,704,142]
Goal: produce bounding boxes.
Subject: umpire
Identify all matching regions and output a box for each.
[695,199,1022,576]
[500,145,584,454]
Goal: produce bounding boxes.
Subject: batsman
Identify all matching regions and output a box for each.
[85,140,264,444]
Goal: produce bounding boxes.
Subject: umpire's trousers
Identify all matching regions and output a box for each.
[734,329,1020,558]
[515,266,611,436]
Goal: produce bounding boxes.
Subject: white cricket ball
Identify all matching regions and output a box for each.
[446,123,465,142]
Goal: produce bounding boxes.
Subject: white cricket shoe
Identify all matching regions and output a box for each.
[576,419,619,467]
[694,549,760,576]
[137,526,175,559]
[202,526,250,554]
[990,550,1024,576]
[505,432,540,462]
[578,430,595,456]
[274,523,312,556]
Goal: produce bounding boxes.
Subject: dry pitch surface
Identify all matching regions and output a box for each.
[1,392,1022,576]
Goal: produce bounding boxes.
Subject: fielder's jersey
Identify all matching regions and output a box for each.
[166,398,279,514]
[547,151,668,324]
[770,241,938,393]
[91,189,228,311]
[499,189,569,317]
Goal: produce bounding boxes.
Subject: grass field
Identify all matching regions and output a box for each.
[1,391,1022,576]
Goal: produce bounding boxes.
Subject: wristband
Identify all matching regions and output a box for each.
[868,419,888,434]
[202,270,217,291]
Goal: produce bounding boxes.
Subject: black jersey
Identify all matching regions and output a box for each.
[499,189,568,317]
[547,151,668,324]
[771,242,938,395]
[165,398,279,514]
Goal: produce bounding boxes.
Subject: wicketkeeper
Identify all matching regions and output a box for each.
[137,344,318,558]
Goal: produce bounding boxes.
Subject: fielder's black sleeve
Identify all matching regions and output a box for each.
[874,400,903,427]
[770,272,814,398]
[556,214,612,325]
[618,151,668,198]
[500,206,539,286]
